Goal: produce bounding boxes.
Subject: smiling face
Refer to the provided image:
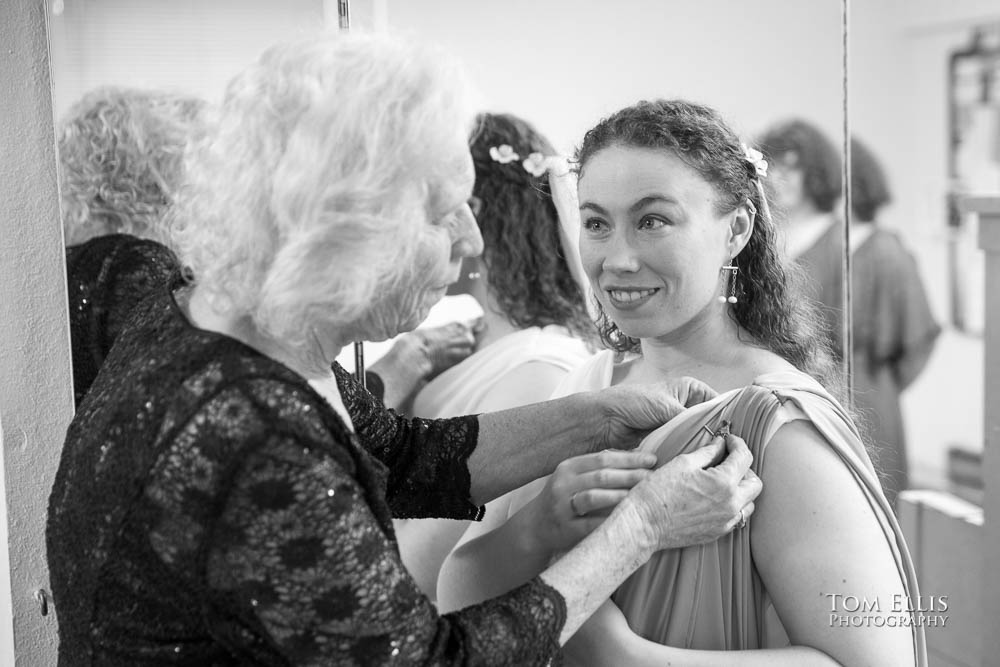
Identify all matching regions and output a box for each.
[578,144,739,343]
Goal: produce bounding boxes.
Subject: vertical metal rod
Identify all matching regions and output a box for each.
[338,0,351,31]
[354,341,366,388]
[841,0,854,411]
[337,0,364,386]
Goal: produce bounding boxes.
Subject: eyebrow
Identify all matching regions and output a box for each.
[579,195,680,214]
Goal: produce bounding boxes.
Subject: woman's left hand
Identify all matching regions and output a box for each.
[591,377,717,452]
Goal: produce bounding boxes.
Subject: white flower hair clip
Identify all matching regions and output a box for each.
[742,143,768,179]
[490,145,571,179]
[489,145,520,164]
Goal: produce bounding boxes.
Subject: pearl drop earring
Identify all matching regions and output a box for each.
[718,261,738,304]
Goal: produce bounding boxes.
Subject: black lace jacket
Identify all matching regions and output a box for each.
[47,281,565,666]
[66,234,179,406]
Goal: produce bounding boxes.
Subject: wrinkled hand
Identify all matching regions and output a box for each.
[592,377,717,453]
[414,320,479,379]
[521,450,657,556]
[624,432,762,551]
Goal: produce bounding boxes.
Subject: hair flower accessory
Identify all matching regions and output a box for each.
[742,143,768,179]
[522,152,549,177]
[489,145,520,164]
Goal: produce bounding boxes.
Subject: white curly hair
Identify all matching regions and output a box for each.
[168,32,477,363]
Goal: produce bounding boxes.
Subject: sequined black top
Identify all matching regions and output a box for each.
[47,281,566,666]
[66,234,179,406]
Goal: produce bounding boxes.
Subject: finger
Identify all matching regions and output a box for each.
[676,435,726,470]
[570,488,630,516]
[713,433,753,480]
[737,469,763,502]
[578,467,651,491]
[677,377,718,407]
[729,500,756,531]
[568,450,658,473]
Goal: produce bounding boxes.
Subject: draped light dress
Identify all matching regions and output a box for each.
[507,350,928,665]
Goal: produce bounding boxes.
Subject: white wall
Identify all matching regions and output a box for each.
[385,0,845,156]
[47,0,329,119]
[0,1,75,664]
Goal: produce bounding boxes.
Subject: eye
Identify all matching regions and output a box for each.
[582,217,608,233]
[432,200,467,227]
[468,196,483,218]
[638,214,669,230]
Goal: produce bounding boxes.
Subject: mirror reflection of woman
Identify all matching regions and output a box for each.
[439,100,925,666]
[844,137,939,506]
[395,112,596,602]
[58,87,204,405]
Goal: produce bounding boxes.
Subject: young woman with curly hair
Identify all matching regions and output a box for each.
[439,100,926,666]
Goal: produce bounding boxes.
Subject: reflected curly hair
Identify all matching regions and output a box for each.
[758,118,842,213]
[58,86,206,245]
[576,99,839,389]
[469,113,592,339]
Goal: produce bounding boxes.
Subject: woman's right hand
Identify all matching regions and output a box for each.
[518,450,658,556]
[623,432,762,551]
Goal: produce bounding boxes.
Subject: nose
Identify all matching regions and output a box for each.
[451,202,484,259]
[600,229,641,274]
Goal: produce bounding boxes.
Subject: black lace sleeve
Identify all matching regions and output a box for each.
[205,423,566,666]
[334,363,483,520]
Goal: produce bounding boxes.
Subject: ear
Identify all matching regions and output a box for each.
[727,200,756,257]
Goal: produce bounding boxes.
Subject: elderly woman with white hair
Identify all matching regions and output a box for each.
[47,34,761,665]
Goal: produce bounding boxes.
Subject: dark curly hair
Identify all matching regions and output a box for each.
[575,99,839,389]
[469,113,593,339]
[850,136,891,224]
[758,118,842,213]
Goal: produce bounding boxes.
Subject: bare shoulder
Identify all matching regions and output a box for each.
[753,419,880,554]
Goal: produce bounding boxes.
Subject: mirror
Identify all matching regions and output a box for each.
[47,0,850,348]
[851,3,997,501]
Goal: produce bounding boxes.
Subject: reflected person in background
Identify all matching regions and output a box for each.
[395,112,595,602]
[757,118,843,264]
[440,100,924,666]
[840,137,940,505]
[58,85,474,410]
[47,35,761,665]
[58,86,202,405]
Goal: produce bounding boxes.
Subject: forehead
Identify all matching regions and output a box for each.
[579,145,717,206]
[426,144,474,212]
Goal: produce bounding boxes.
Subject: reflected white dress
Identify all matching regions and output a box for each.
[394,326,591,603]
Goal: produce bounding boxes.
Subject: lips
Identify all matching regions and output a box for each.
[605,287,660,309]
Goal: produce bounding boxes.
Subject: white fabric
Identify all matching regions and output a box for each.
[411,325,591,417]
[545,157,595,317]
[849,223,874,254]
[398,326,592,604]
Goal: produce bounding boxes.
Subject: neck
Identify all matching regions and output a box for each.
[475,294,522,349]
[184,285,338,380]
[630,305,755,393]
[787,200,822,224]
